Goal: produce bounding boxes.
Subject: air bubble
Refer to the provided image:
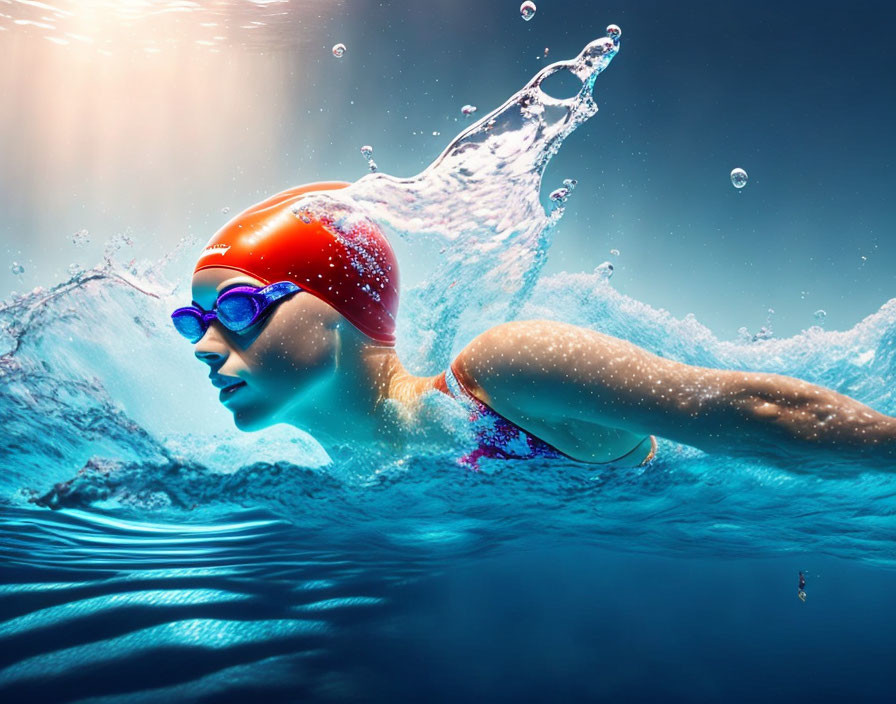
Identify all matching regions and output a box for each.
[71,229,90,247]
[610,248,620,256]
[549,187,569,203]
[293,207,313,224]
[562,178,578,191]
[730,167,748,189]
[595,261,614,280]
[221,206,230,214]
[332,43,346,58]
[360,145,373,159]
[368,160,378,173]
[606,24,621,42]
[814,309,827,322]
[461,104,477,116]
[520,1,536,22]
[10,262,24,276]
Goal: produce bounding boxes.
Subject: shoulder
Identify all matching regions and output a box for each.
[450,319,655,421]
[450,319,590,411]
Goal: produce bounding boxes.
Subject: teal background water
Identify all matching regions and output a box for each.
[1,1,895,702]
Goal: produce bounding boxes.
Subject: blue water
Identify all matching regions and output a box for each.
[3,1,896,702]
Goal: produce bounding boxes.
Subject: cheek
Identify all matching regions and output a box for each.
[248,307,336,389]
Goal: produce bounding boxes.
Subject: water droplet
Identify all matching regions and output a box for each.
[610,248,620,256]
[360,145,373,159]
[606,24,622,42]
[293,207,313,224]
[461,104,477,116]
[520,1,536,22]
[752,325,773,342]
[71,228,90,247]
[367,160,378,173]
[562,178,578,191]
[332,43,346,58]
[549,187,569,203]
[730,167,748,189]
[595,261,614,280]
[10,262,24,276]
[221,206,231,214]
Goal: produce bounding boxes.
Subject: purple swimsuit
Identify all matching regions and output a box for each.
[441,365,569,468]
[439,365,656,470]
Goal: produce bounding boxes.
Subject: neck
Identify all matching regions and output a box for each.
[281,341,442,456]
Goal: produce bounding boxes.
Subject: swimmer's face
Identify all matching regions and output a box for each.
[191,267,342,431]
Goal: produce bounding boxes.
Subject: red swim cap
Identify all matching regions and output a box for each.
[194,182,399,345]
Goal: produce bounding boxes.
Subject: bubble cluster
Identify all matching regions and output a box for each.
[359,145,377,172]
[332,43,346,58]
[730,167,748,189]
[10,262,24,276]
[292,206,313,224]
[461,104,477,116]
[71,229,90,247]
[520,1,536,22]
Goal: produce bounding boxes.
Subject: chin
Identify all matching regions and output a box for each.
[230,406,278,432]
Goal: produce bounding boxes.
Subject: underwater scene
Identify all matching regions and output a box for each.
[2,1,896,702]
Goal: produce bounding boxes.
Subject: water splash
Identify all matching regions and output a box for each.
[289,33,621,369]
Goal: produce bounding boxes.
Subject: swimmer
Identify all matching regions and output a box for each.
[174,182,896,470]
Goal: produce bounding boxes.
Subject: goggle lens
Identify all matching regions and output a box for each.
[216,293,259,330]
[171,309,205,342]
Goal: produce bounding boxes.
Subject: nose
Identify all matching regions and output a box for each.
[193,322,231,365]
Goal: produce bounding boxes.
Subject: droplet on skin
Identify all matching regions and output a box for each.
[730,167,748,189]
[332,43,346,58]
[520,1,536,22]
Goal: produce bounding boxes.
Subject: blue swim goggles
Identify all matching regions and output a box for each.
[171,281,301,343]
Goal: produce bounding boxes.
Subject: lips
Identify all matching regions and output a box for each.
[219,381,247,401]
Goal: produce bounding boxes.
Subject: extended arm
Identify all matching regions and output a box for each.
[455,320,896,470]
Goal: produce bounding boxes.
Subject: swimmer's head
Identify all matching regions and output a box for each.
[185,182,400,430]
[193,181,399,345]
